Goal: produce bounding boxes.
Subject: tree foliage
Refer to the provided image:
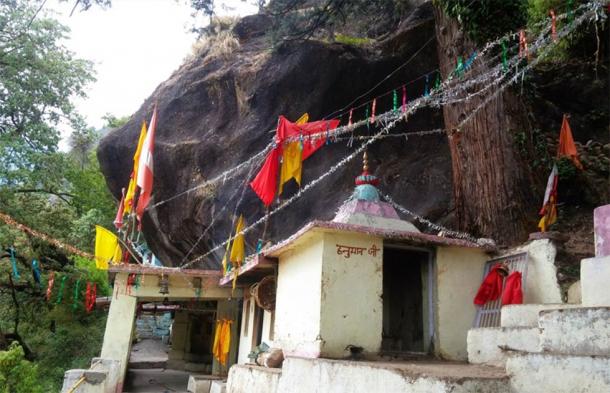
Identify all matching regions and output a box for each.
[0,343,42,393]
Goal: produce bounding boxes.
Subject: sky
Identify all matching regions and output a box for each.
[46,0,257,148]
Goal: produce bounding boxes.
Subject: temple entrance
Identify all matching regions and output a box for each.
[382,246,433,354]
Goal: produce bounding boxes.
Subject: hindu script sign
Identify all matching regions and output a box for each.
[336,243,381,259]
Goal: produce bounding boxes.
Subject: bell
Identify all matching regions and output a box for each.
[158,274,169,295]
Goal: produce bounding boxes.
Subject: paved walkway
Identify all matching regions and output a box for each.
[123,369,190,393]
[129,339,169,369]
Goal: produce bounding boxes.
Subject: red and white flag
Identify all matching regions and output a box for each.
[136,106,158,223]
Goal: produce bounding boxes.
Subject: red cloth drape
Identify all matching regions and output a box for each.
[474,265,505,305]
[557,114,583,170]
[501,271,523,306]
[250,116,339,206]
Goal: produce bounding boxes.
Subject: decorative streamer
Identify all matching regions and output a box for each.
[325,121,330,145]
[550,9,557,41]
[134,274,141,290]
[255,239,263,254]
[56,275,67,304]
[72,279,81,311]
[365,106,369,130]
[9,248,19,280]
[370,98,376,124]
[46,271,55,301]
[519,30,529,60]
[424,74,430,96]
[85,282,97,313]
[348,108,353,126]
[392,90,398,113]
[501,40,508,72]
[402,85,407,113]
[31,259,41,286]
[568,0,574,24]
[464,51,477,70]
[456,56,464,77]
[126,273,137,295]
[434,71,442,90]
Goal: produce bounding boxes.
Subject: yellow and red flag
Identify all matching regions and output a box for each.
[136,106,158,223]
[279,113,308,194]
[124,121,148,214]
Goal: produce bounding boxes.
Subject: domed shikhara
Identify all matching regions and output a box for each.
[333,152,420,233]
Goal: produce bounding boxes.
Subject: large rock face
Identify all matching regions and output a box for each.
[97,5,451,268]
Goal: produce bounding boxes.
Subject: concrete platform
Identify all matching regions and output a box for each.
[467,327,540,367]
[227,357,509,393]
[123,369,191,393]
[500,304,581,328]
[129,339,169,369]
[539,307,610,356]
[506,353,610,393]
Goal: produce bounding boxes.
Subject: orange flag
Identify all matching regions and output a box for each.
[124,121,148,214]
[557,114,583,170]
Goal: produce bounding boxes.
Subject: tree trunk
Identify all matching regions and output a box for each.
[433,7,537,246]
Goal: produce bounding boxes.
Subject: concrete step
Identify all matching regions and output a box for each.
[539,307,610,356]
[506,353,610,393]
[275,357,510,393]
[501,304,581,328]
[467,327,540,367]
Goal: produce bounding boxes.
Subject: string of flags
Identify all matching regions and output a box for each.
[180,1,600,270]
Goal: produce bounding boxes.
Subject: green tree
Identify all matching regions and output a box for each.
[0,343,42,393]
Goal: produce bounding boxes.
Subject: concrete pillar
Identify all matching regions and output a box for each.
[594,205,610,257]
[212,298,240,376]
[100,273,137,392]
[167,310,189,369]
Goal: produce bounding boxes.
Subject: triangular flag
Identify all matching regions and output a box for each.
[538,164,559,232]
[124,121,148,214]
[557,114,583,170]
[136,107,158,223]
[279,113,309,194]
[229,215,245,266]
[94,225,122,270]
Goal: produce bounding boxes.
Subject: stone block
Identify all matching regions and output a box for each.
[210,380,227,393]
[581,256,610,306]
[567,281,581,304]
[227,365,281,393]
[539,307,610,356]
[188,375,219,393]
[467,327,540,367]
[500,304,580,328]
[506,353,610,393]
[594,205,610,257]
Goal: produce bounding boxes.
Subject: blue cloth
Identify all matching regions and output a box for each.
[32,259,41,285]
[9,248,19,280]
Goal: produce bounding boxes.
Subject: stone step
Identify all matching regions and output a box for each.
[506,353,610,393]
[539,307,610,356]
[467,327,540,367]
[581,256,610,306]
[501,304,581,328]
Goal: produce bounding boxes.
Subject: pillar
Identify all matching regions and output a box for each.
[594,205,610,257]
[100,273,137,392]
[212,298,240,375]
[167,310,189,369]
[581,205,610,306]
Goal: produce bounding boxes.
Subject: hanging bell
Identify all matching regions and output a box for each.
[158,274,169,295]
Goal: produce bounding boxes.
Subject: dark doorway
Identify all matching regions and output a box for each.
[382,247,430,354]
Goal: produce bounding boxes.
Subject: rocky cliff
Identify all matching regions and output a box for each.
[97,5,451,268]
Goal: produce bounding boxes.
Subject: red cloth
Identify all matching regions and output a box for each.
[250,116,339,206]
[557,114,583,170]
[502,271,523,306]
[474,265,504,305]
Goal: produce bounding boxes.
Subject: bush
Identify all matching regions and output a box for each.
[0,343,42,393]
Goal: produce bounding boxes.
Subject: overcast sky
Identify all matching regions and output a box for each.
[47,0,257,147]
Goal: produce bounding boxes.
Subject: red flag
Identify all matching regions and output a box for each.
[250,116,339,206]
[113,188,125,230]
[136,106,158,223]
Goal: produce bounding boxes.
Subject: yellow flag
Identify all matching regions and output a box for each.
[124,121,148,214]
[94,226,122,270]
[279,113,308,194]
[212,320,222,363]
[219,320,232,366]
[229,215,245,266]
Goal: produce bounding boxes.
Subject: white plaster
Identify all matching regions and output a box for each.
[274,234,324,357]
[501,240,563,304]
[335,211,420,233]
[581,256,610,306]
[100,273,137,391]
[506,353,610,393]
[500,303,581,328]
[227,364,281,393]
[435,246,489,360]
[467,327,540,367]
[319,231,383,357]
[275,357,510,393]
[539,307,610,356]
[237,297,256,365]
